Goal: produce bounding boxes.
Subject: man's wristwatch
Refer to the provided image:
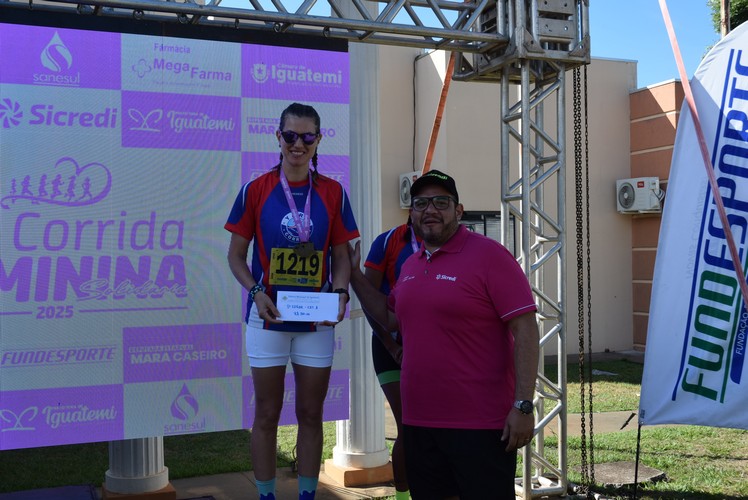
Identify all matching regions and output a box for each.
[514,400,534,415]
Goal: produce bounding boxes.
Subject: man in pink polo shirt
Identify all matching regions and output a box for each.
[350,170,539,499]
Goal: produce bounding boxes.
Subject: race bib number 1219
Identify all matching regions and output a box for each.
[269,247,323,287]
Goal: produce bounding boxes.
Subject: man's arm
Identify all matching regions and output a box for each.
[348,241,399,332]
[502,311,540,451]
[363,267,403,363]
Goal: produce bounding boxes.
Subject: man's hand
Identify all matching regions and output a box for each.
[348,240,362,271]
[501,407,535,451]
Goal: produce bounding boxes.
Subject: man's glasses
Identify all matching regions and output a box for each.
[280,130,319,145]
[412,195,456,211]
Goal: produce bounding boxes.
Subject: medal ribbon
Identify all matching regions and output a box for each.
[409,225,419,254]
[279,168,312,243]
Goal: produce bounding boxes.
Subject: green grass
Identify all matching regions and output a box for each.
[2,359,747,499]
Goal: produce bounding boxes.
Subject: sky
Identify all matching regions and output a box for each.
[590,0,720,87]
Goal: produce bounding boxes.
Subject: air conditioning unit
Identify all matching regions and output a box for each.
[399,171,421,209]
[616,177,663,214]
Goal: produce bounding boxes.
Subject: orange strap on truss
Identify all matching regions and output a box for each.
[659,0,748,309]
[421,51,456,175]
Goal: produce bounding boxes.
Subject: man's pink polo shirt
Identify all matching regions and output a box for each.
[389,225,537,429]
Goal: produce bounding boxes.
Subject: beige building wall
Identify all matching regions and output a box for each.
[375,46,640,355]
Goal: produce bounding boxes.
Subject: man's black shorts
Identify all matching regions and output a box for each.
[403,425,517,499]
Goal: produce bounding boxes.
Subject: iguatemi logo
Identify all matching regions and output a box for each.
[0,406,38,432]
[128,108,163,132]
[280,212,313,244]
[0,98,118,130]
[126,105,234,134]
[250,62,343,87]
[34,31,80,87]
[252,63,269,83]
[165,384,206,434]
[0,402,117,432]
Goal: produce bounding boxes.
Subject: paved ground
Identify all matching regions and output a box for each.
[168,350,652,499]
[168,410,652,499]
[1,350,651,500]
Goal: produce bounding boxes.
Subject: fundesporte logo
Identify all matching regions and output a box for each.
[675,47,748,403]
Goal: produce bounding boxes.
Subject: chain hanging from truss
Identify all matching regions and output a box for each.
[573,62,595,497]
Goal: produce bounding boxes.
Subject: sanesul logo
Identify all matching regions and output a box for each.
[164,383,206,435]
[34,31,80,87]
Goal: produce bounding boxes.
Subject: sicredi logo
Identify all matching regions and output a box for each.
[0,99,118,130]
[0,98,22,128]
[34,31,80,87]
[251,62,343,87]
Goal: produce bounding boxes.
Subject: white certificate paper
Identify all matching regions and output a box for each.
[277,291,339,322]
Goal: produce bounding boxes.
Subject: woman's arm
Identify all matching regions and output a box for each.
[226,232,281,323]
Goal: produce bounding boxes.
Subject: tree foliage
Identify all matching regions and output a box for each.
[708,0,748,32]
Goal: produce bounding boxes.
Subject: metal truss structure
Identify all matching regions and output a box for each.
[0,0,590,497]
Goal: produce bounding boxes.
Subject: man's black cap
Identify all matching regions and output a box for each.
[410,169,459,202]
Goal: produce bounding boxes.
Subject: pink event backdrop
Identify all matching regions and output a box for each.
[0,22,351,450]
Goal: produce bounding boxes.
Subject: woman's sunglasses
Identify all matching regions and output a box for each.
[280,130,319,146]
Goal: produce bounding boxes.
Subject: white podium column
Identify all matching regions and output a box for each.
[102,437,173,498]
[324,2,392,487]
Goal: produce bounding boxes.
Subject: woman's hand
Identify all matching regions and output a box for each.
[317,290,348,326]
[254,291,282,323]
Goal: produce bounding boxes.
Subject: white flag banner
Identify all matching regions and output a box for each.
[640,21,748,429]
